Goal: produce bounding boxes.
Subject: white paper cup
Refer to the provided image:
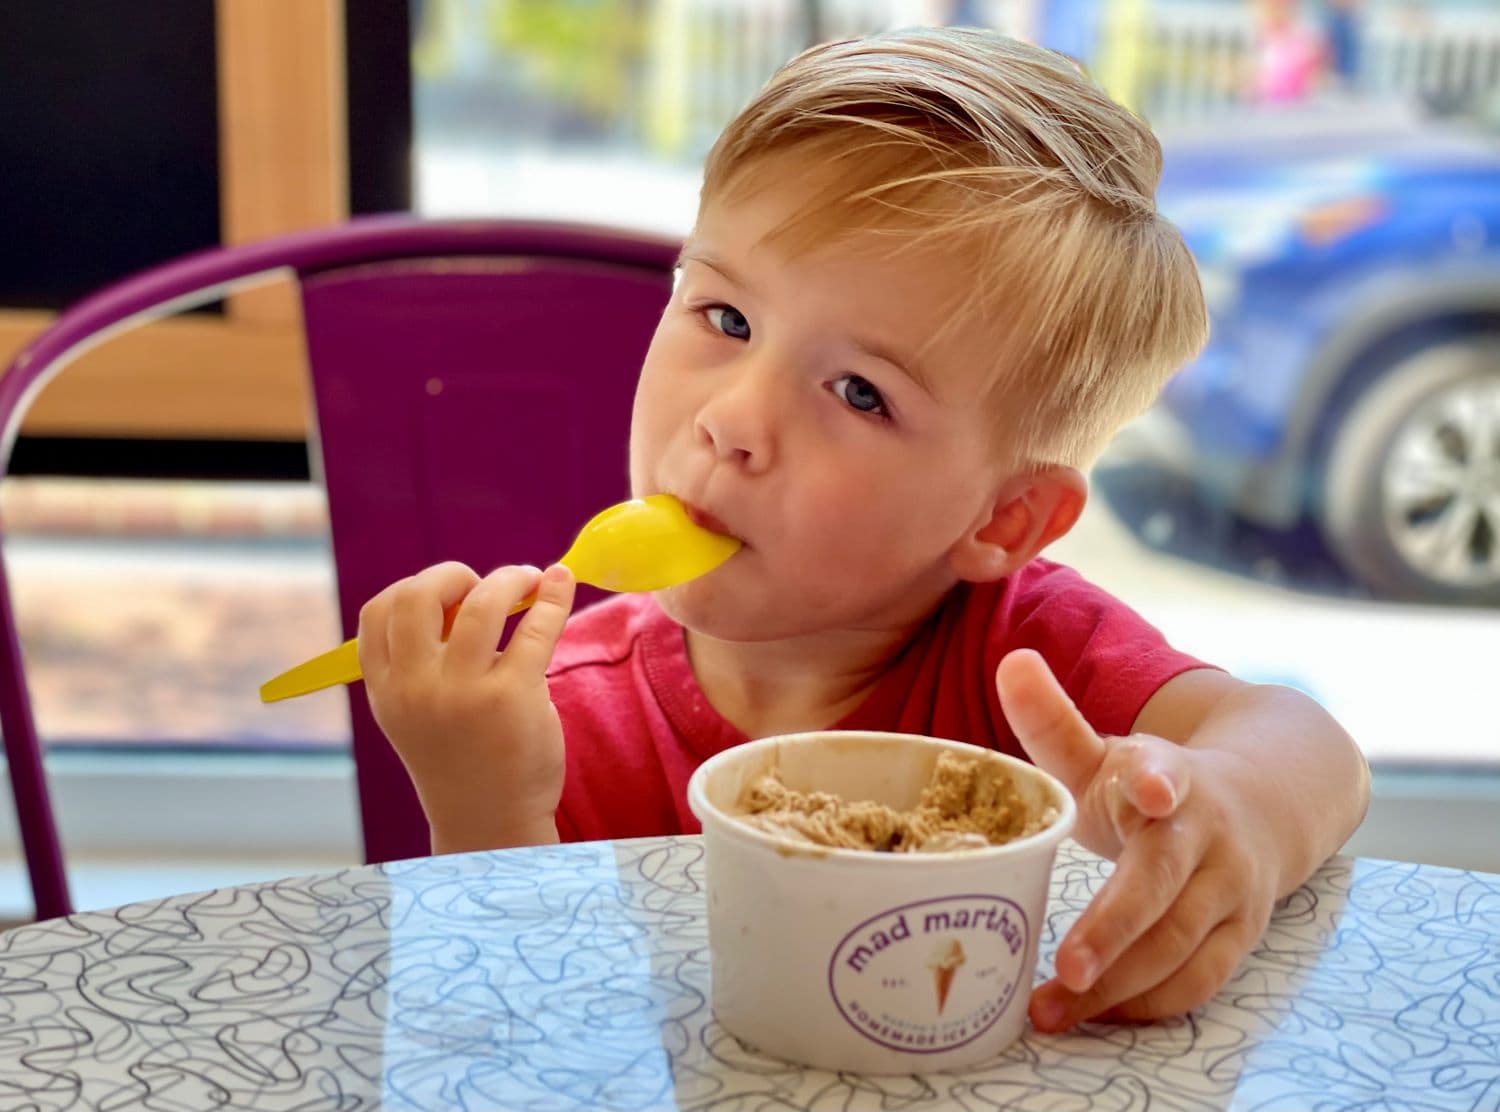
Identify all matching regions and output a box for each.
[687,730,1076,1074]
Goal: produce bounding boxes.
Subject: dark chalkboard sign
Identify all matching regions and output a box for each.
[0,3,221,311]
[1,2,413,477]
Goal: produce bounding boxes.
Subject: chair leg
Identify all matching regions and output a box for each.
[0,566,73,922]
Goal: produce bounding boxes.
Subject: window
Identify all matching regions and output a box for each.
[6,0,1498,920]
[0,0,365,915]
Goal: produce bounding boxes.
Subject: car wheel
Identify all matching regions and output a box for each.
[1320,335,1500,605]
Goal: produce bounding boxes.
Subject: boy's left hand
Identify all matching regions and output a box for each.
[995,649,1280,1033]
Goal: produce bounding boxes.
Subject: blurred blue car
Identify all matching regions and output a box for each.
[1129,101,1500,605]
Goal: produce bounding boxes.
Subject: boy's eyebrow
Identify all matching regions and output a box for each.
[679,246,934,394]
[676,247,760,298]
[851,336,934,395]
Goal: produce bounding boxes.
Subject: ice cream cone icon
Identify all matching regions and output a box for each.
[927,939,966,1014]
[935,966,957,1013]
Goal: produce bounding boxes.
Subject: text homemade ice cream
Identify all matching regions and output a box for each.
[734,750,1057,852]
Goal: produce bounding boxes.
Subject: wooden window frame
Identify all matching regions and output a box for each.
[0,0,350,442]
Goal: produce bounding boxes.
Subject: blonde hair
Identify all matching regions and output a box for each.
[700,27,1208,468]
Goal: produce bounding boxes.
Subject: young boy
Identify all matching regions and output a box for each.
[356,27,1370,1036]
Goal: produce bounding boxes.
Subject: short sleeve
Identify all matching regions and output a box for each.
[988,559,1218,739]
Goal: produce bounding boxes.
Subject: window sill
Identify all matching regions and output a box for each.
[0,754,1495,925]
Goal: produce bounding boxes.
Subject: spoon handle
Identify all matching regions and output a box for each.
[259,639,364,703]
[259,594,535,703]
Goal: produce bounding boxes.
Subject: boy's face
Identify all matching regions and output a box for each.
[629,177,1013,641]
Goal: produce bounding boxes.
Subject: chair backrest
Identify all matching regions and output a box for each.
[0,216,679,919]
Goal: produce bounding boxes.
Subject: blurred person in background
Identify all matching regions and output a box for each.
[1321,0,1364,91]
[1251,0,1325,104]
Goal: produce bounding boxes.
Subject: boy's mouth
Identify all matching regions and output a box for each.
[681,500,738,541]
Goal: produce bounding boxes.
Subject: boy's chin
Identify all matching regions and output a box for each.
[652,581,794,643]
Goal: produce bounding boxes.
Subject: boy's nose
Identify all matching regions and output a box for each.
[693,365,778,472]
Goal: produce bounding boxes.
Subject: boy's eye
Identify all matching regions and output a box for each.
[706,305,751,341]
[832,374,889,418]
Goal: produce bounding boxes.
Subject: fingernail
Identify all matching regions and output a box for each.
[543,564,569,583]
[1068,946,1100,991]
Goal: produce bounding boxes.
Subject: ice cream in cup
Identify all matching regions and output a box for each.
[686,730,1076,1074]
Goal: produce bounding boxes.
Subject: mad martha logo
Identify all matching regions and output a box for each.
[827,894,1029,1054]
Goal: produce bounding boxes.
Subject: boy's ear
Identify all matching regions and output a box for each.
[948,467,1088,583]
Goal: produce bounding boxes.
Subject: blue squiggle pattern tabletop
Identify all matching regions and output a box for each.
[0,838,1497,1110]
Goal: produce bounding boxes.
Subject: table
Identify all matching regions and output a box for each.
[1,838,1497,1111]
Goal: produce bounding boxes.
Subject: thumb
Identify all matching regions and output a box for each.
[995,649,1105,799]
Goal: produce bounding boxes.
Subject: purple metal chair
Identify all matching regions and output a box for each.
[0,215,679,920]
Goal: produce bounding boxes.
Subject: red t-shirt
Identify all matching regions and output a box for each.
[548,558,1209,842]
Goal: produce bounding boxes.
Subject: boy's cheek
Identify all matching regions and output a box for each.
[634,369,701,439]
[626,409,678,490]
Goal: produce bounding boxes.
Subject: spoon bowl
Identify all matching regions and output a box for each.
[259,494,740,703]
[558,494,742,592]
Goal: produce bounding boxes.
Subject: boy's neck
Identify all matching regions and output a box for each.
[683,622,922,739]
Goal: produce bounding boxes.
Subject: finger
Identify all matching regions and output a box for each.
[995,649,1105,798]
[444,565,543,673]
[1092,918,1256,1025]
[1115,737,1192,820]
[1053,814,1205,993]
[1030,868,1233,1029]
[503,563,576,675]
[356,581,395,679]
[387,562,480,666]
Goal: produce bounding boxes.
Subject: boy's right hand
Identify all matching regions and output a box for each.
[356,560,576,854]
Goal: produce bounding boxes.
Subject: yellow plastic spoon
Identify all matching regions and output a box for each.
[259,494,740,703]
